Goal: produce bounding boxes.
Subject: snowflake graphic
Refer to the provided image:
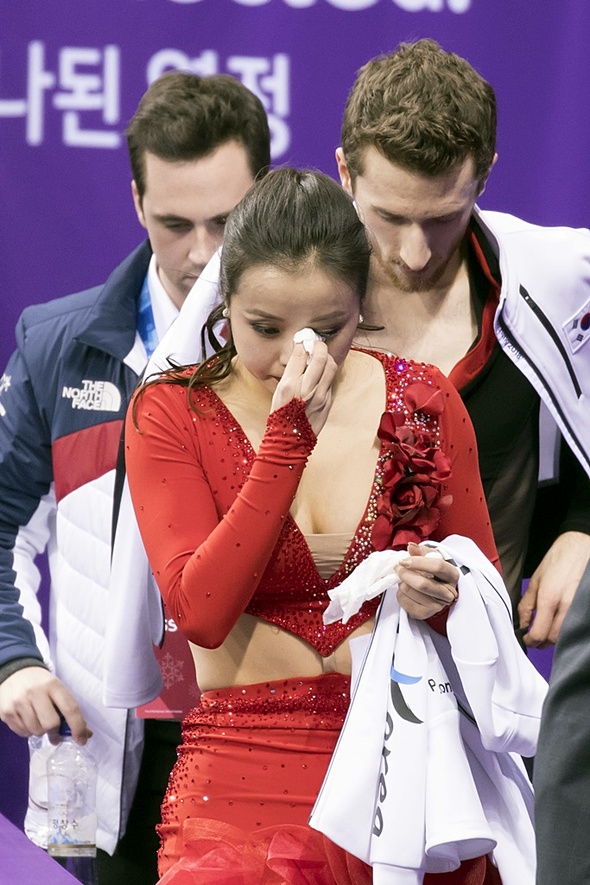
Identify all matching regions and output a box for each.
[0,373,11,417]
[188,682,201,703]
[160,652,185,690]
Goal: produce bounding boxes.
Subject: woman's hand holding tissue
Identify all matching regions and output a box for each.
[323,543,459,627]
[272,328,336,436]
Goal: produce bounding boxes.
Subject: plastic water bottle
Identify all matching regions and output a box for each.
[46,720,98,885]
[25,733,54,848]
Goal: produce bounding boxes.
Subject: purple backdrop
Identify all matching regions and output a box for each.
[1,0,587,827]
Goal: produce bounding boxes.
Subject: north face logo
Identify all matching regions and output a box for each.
[62,380,121,411]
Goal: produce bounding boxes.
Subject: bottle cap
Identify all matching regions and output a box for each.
[58,718,72,738]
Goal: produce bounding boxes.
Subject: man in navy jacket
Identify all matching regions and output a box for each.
[0,70,270,883]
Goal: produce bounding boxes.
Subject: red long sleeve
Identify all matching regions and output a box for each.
[126,383,316,648]
[433,379,499,569]
[423,373,500,634]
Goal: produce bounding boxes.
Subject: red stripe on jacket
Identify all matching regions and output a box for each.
[52,419,123,503]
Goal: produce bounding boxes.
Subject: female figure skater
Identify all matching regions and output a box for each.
[126,168,500,884]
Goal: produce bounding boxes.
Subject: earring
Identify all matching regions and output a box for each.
[358,313,364,324]
[222,307,229,319]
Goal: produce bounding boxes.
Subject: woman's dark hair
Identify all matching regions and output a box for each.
[138,167,371,411]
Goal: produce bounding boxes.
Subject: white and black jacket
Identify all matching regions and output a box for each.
[476,207,590,480]
[0,242,153,853]
[103,210,590,708]
[309,535,548,884]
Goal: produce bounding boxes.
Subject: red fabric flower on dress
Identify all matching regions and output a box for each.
[371,382,452,552]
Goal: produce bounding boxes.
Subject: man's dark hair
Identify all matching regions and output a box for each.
[341,39,497,186]
[127,71,271,200]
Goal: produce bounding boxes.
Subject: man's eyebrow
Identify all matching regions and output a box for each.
[154,211,231,225]
[154,213,191,224]
[374,205,463,223]
[375,207,405,219]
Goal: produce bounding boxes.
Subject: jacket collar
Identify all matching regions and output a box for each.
[470,207,502,285]
[76,241,153,361]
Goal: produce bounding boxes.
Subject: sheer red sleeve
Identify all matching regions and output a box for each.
[432,372,499,570]
[126,383,316,648]
[425,371,500,635]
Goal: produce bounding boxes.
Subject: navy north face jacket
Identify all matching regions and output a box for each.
[0,240,151,852]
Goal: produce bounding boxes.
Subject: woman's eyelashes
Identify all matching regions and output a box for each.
[250,323,336,340]
[251,323,280,337]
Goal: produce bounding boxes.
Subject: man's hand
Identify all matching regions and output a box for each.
[0,666,91,744]
[518,531,590,648]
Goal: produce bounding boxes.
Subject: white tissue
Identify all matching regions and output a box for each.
[293,327,321,364]
[323,548,447,625]
[324,550,406,624]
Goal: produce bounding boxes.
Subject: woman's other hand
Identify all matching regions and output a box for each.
[395,542,459,620]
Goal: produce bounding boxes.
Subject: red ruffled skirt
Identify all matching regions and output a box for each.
[157,674,500,885]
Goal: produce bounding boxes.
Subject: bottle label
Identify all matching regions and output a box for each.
[47,803,97,856]
[46,740,98,857]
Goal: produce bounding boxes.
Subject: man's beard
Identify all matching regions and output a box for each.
[376,252,452,293]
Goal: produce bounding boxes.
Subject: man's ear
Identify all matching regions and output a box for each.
[478,152,498,197]
[335,147,353,197]
[131,180,147,228]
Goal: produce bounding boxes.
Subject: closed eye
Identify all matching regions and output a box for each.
[251,323,280,337]
[429,215,460,226]
[162,220,193,233]
[315,328,339,340]
[376,211,405,225]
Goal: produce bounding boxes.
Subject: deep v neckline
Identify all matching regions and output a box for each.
[206,350,388,584]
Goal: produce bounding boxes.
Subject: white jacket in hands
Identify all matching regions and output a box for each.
[309,535,547,885]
